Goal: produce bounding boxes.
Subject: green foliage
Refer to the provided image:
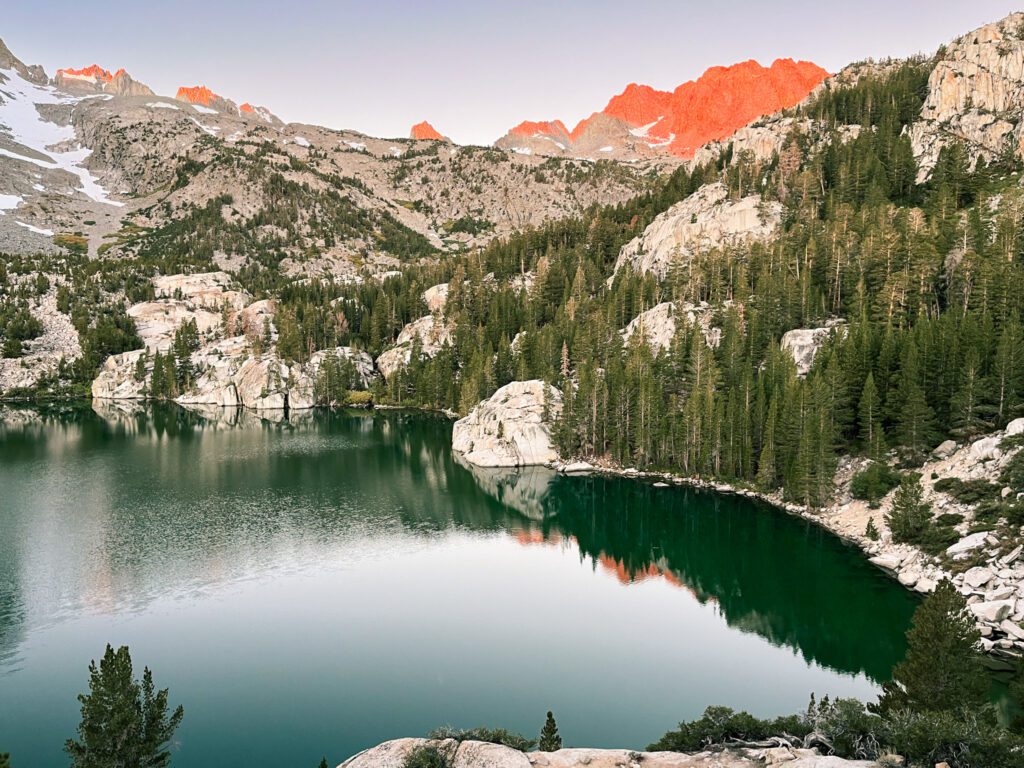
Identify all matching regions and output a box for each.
[345,390,373,407]
[401,746,450,768]
[65,644,184,768]
[538,711,562,752]
[1002,446,1024,491]
[886,476,930,545]
[850,463,902,505]
[933,477,1000,504]
[318,758,328,768]
[873,580,987,716]
[427,726,536,751]
[0,753,9,768]
[648,705,810,752]
[444,216,494,236]
[865,517,879,541]
[806,696,885,760]
[884,706,1024,768]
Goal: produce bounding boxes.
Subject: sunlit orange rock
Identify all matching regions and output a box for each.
[502,58,829,158]
[56,64,115,82]
[176,85,221,106]
[509,119,570,139]
[410,121,444,141]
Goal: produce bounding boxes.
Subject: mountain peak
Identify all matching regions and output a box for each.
[176,85,237,114]
[55,64,153,96]
[410,121,444,141]
[498,57,829,159]
[240,102,282,125]
[176,85,220,106]
[0,37,48,84]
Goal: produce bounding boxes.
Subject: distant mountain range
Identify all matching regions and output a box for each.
[37,52,829,160]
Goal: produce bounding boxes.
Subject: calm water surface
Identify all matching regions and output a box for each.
[0,404,918,767]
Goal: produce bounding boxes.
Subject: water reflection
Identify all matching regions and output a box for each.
[0,403,916,686]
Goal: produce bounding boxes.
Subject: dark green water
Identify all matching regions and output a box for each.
[0,404,918,767]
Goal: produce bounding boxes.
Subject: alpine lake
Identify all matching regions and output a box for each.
[0,404,921,767]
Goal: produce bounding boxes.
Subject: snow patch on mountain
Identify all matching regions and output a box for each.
[0,67,123,206]
[15,220,52,235]
[0,193,23,211]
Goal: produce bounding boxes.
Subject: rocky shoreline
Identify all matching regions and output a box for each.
[540,435,1024,665]
[338,737,880,768]
[450,381,1024,664]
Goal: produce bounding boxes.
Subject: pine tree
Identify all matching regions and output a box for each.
[318,759,328,768]
[885,475,930,544]
[865,517,879,541]
[873,580,987,715]
[0,753,9,768]
[539,711,562,752]
[133,351,148,383]
[858,372,884,457]
[65,645,184,768]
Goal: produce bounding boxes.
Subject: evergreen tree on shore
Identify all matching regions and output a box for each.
[66,645,184,768]
[872,580,987,715]
[539,711,562,752]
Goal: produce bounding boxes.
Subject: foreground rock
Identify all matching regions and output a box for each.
[338,739,881,768]
[452,380,563,467]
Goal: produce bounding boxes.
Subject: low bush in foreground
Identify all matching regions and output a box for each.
[402,745,450,768]
[427,725,536,751]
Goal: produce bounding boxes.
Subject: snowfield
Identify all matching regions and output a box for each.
[0,67,124,206]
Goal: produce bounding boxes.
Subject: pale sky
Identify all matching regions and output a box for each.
[3,1,1021,144]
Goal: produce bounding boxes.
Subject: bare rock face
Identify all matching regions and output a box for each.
[452,380,563,468]
[126,272,251,352]
[91,272,375,409]
[128,300,222,352]
[612,183,782,280]
[908,13,1024,180]
[0,288,82,393]
[620,301,722,353]
[780,324,842,376]
[153,272,250,310]
[339,739,882,768]
[94,337,376,411]
[422,283,449,313]
[53,65,153,97]
[375,315,454,379]
[0,37,47,85]
[91,349,150,400]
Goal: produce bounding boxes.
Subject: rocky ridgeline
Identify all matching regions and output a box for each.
[92,271,375,411]
[908,12,1024,180]
[338,738,879,768]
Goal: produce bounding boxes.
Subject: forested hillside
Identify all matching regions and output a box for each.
[313,60,1024,506]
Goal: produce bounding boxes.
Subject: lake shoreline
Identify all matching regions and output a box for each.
[4,397,1021,664]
